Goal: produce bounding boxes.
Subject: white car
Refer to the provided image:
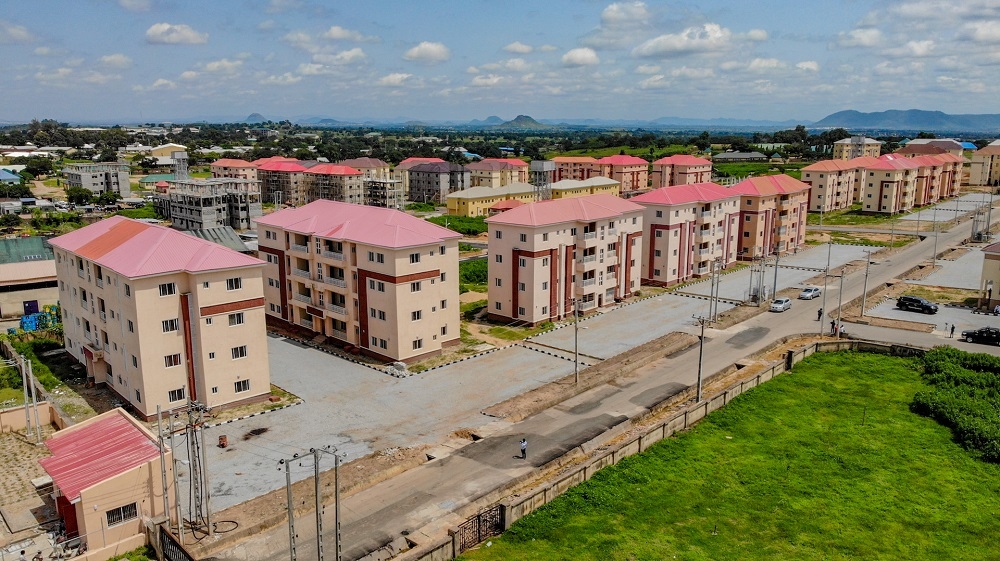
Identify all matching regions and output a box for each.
[799,287,821,300]
[770,297,792,312]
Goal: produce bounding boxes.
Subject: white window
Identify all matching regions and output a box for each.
[411,281,422,292]
[542,233,549,242]
[232,345,248,359]
[229,312,244,326]
[542,281,549,290]
[495,230,502,239]
[495,254,503,263]
[440,299,447,309]
[412,339,423,350]
[541,306,548,315]
[519,257,526,267]
[655,210,663,218]
[164,353,181,368]
[209,352,215,359]
[518,306,526,316]
[226,277,243,291]
[132,355,138,368]
[211,386,219,393]
[542,257,549,266]
[127,320,134,333]
[495,278,502,287]
[441,325,448,336]
[378,310,386,320]
[203,281,210,288]
[409,252,421,264]
[206,317,213,325]
[235,379,250,393]
[519,282,526,291]
[168,388,185,402]
[656,230,663,238]
[106,503,138,527]
[440,272,447,282]
[520,233,527,242]
[158,282,176,297]
[411,310,422,321]
[162,319,179,333]
[124,284,131,297]
[495,301,502,310]
[440,245,446,254]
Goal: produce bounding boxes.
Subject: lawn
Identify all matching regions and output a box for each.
[486,322,554,341]
[461,351,1000,560]
[712,162,808,181]
[545,146,689,159]
[806,204,910,226]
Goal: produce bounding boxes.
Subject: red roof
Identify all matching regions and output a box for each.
[485,194,643,227]
[49,216,264,278]
[395,157,445,170]
[212,158,255,167]
[336,157,390,169]
[490,199,525,211]
[631,182,739,206]
[801,160,857,172]
[467,160,519,171]
[652,155,712,166]
[251,156,297,166]
[305,164,362,176]
[154,181,169,187]
[596,154,648,166]
[731,174,810,196]
[482,158,528,167]
[257,160,308,172]
[39,409,162,502]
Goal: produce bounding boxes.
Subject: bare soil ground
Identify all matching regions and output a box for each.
[30,180,64,200]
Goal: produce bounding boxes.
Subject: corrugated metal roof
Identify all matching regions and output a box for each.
[731,175,810,196]
[631,182,739,206]
[652,155,712,166]
[485,193,643,227]
[0,236,54,264]
[39,409,162,502]
[184,227,251,253]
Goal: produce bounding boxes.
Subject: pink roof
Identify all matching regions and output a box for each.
[39,409,161,502]
[154,181,169,187]
[251,156,297,166]
[257,160,308,172]
[256,199,460,249]
[482,158,528,167]
[552,156,598,163]
[984,241,1000,255]
[867,155,919,171]
[305,164,362,176]
[395,157,445,171]
[49,216,263,278]
[847,156,883,168]
[652,155,712,166]
[731,174,810,196]
[485,194,643,227]
[212,158,255,168]
[336,157,389,169]
[490,199,525,211]
[596,154,648,166]
[801,159,857,172]
[631,182,739,206]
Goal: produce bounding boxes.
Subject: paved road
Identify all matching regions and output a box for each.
[218,213,992,561]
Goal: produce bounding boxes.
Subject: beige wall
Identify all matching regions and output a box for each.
[470,169,516,188]
[211,164,257,181]
[639,198,740,286]
[673,164,712,185]
[801,168,856,213]
[608,164,649,193]
[859,169,916,214]
[447,191,536,217]
[550,182,621,200]
[737,192,808,257]
[833,141,880,160]
[0,285,58,318]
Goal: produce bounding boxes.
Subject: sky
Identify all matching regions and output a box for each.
[2,0,1000,124]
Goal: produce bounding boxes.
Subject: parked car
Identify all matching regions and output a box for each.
[799,286,821,300]
[896,295,938,314]
[961,327,1000,345]
[770,297,792,312]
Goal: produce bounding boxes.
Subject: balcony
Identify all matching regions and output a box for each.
[326,277,347,288]
[322,250,344,261]
[581,254,597,263]
[292,268,311,279]
[579,299,597,311]
[694,229,713,242]
[696,265,709,275]
[290,243,309,253]
[606,251,617,260]
[581,278,597,287]
[298,319,314,329]
[330,329,348,341]
[326,303,347,316]
[582,231,598,240]
[698,248,712,256]
[607,228,617,236]
[293,293,313,304]
[77,269,85,279]
[95,278,104,288]
[699,210,714,219]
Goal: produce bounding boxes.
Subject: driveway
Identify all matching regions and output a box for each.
[864,299,991,335]
[907,248,984,290]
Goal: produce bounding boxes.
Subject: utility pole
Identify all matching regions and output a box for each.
[157,406,171,529]
[771,244,780,302]
[20,355,31,441]
[837,266,845,339]
[860,249,872,318]
[312,448,324,561]
[932,206,939,267]
[692,315,710,402]
[169,416,184,545]
[278,453,301,561]
[573,298,579,385]
[820,236,832,336]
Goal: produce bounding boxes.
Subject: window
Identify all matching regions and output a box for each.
[441,325,448,336]
[232,345,248,360]
[495,230,502,239]
[158,283,176,297]
[542,233,549,242]
[226,277,242,291]
[168,388,185,402]
[412,339,423,350]
[655,250,661,257]
[209,352,215,359]
[229,312,245,326]
[542,281,549,290]
[440,299,447,309]
[203,281,210,289]
[135,390,141,403]
[655,210,663,218]
[265,230,276,240]
[495,278,502,287]
[654,268,661,276]
[378,310,386,320]
[520,233,527,242]
[164,353,181,367]
[106,503,138,527]
[162,319,179,333]
[127,320,134,333]
[367,251,385,263]
[411,310,422,321]
[212,386,219,394]
[518,257,526,267]
[656,230,663,238]
[542,257,549,266]
[235,379,250,393]
[495,301,502,310]
[440,245,446,255]
[132,355,138,368]
[206,317,213,325]
[411,281,422,292]
[632,217,637,224]
[518,306,526,316]
[518,282,526,291]
[440,272,446,282]
[495,254,503,263]
[571,228,577,236]
[409,252,421,264]
[124,284,131,297]
[541,306,548,315]
[370,307,377,318]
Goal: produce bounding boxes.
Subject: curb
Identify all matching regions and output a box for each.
[268,329,386,374]
[204,399,305,429]
[518,342,595,367]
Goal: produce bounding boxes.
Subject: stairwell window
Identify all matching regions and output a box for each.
[164,354,181,367]
[235,380,250,393]
[410,252,421,264]
[168,388,185,402]
[232,345,248,360]
[162,319,179,333]
[229,312,244,326]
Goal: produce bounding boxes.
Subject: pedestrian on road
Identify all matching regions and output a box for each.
[840,324,847,338]
[944,322,949,334]
[817,308,823,321]
[520,438,527,459]
[830,320,836,335]
[951,324,956,338]
[19,551,26,561]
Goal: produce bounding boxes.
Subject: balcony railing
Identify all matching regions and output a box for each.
[696,266,709,275]
[298,319,314,329]
[606,251,617,260]
[77,269,85,279]
[700,210,714,218]
[326,303,347,316]
[581,254,597,263]
[581,278,597,287]
[290,243,309,253]
[607,228,617,236]
[327,277,347,288]
[698,248,712,255]
[322,250,344,261]
[330,329,348,341]
[579,299,597,310]
[95,278,104,288]
[293,293,312,304]
[582,231,597,240]
[292,268,310,278]
[99,311,107,322]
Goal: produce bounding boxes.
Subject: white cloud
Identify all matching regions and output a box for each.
[582,1,650,49]
[471,74,503,87]
[179,70,199,80]
[747,58,787,72]
[145,23,208,45]
[635,64,660,74]
[638,74,669,89]
[0,20,34,44]
[35,67,72,84]
[963,21,1000,43]
[538,44,558,52]
[80,71,120,85]
[466,66,479,74]
[377,72,412,86]
[504,41,533,54]
[257,20,276,31]
[283,31,315,51]
[132,78,177,92]
[796,60,820,72]
[118,0,151,12]
[632,23,733,57]
[745,29,769,41]
[322,25,378,42]
[671,66,714,79]
[835,28,881,48]
[501,58,531,72]
[313,48,367,65]
[34,46,54,56]
[297,63,332,76]
[404,41,451,63]
[204,58,243,74]
[100,53,132,68]
[262,72,301,85]
[562,47,600,66]
[887,40,935,57]
[601,1,649,25]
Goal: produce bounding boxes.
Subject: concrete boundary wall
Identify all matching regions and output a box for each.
[399,337,926,561]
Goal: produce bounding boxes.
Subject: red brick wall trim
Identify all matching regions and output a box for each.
[365,269,441,284]
[200,297,266,317]
[258,246,288,320]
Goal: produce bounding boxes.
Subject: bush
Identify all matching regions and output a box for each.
[426,215,487,235]
[405,202,436,212]
[116,204,160,219]
[459,259,488,284]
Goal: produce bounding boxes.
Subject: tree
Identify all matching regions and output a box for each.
[95,191,122,205]
[66,187,94,205]
[131,154,157,173]
[0,214,21,228]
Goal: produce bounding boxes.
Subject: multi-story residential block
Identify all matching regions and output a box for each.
[903,138,964,157]
[595,155,649,194]
[256,200,461,362]
[485,194,643,324]
[446,183,537,217]
[337,157,391,181]
[467,159,520,188]
[365,178,406,210]
[62,163,132,197]
[631,183,740,286]
[649,155,712,187]
[50,216,271,420]
[550,177,621,199]
[894,144,948,158]
[158,178,263,231]
[552,156,600,181]
[856,156,919,214]
[970,141,1000,187]
[407,161,471,203]
[211,158,258,180]
[483,158,529,182]
[257,159,316,206]
[305,164,365,205]
[832,136,881,160]
[392,157,445,195]
[800,160,858,213]
[731,175,810,258]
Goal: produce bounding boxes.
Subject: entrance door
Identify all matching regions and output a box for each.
[23,300,39,315]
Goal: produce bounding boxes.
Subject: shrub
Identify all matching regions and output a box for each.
[426,215,487,235]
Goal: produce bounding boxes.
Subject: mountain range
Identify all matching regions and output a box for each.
[812,109,1000,132]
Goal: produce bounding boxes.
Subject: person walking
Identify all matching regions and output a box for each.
[519,438,527,459]
[19,551,26,561]
[950,324,956,338]
[817,308,823,321]
[830,320,836,335]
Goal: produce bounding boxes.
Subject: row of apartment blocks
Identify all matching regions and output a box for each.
[49,216,271,420]
[446,177,621,217]
[801,153,963,214]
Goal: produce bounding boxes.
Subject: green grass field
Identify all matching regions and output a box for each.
[712,162,808,181]
[461,351,1000,560]
[806,204,910,226]
[544,145,694,160]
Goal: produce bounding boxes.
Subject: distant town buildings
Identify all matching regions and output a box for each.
[550,177,621,199]
[63,163,132,197]
[650,155,712,187]
[392,157,445,195]
[467,159,521,188]
[305,164,365,205]
[407,161,471,204]
[832,136,882,160]
[211,158,258,180]
[552,156,600,181]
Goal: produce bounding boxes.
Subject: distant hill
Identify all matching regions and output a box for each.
[244,113,266,124]
[813,109,1000,132]
[495,115,550,129]
[468,115,505,126]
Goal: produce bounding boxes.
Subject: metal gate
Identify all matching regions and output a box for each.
[455,505,504,554]
[160,527,194,561]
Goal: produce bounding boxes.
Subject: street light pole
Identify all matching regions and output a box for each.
[820,237,832,335]
[837,266,845,339]
[860,250,872,318]
[932,206,939,267]
[693,316,707,402]
[573,298,579,384]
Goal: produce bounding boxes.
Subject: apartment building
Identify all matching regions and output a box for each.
[595,155,649,194]
[446,183,537,217]
[649,155,712,187]
[392,157,444,195]
[731,175,810,258]
[832,136,881,160]
[552,156,600,181]
[970,141,1000,187]
[257,159,316,206]
[305,164,365,205]
[857,156,919,214]
[800,160,858,213]
[407,161,471,204]
[550,177,621,199]
[904,138,964,157]
[211,158,258,180]
[256,200,461,362]
[631,183,740,287]
[483,158,529,182]
[62,163,132,197]
[467,160,520,188]
[337,157,391,181]
[50,216,271,420]
[158,178,263,231]
[485,194,643,324]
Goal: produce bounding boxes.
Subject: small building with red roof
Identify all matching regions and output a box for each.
[481,158,529,182]
[650,155,712,188]
[552,156,600,182]
[631,183,741,286]
[392,157,445,195]
[49,216,271,419]
[256,159,317,206]
[730,174,810,258]
[39,408,174,557]
[467,159,521,188]
[211,158,257,181]
[489,198,525,214]
[484,194,644,324]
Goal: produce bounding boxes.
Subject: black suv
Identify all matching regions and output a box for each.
[896,295,938,314]
[962,327,1000,345]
